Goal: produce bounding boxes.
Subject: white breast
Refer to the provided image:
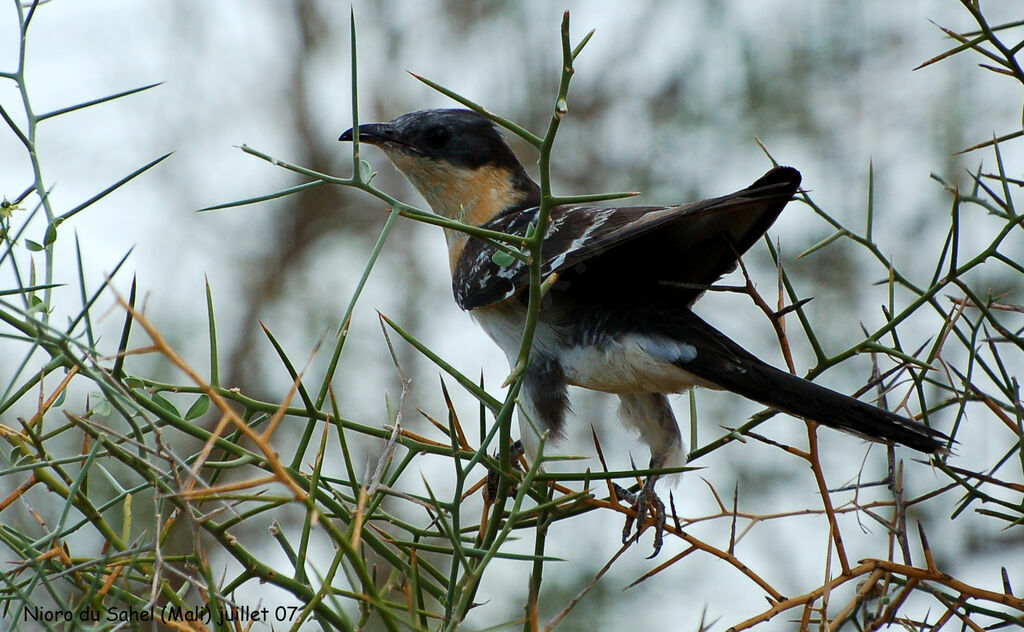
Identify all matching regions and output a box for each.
[469,301,563,364]
[471,301,718,396]
[561,334,717,394]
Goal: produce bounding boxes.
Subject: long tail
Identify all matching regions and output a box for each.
[672,312,948,454]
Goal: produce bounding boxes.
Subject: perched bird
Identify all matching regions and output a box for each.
[339,109,947,552]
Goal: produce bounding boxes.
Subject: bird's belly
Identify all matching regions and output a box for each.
[471,302,718,394]
[470,301,564,362]
[561,334,718,394]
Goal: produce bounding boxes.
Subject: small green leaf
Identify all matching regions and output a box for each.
[525,222,537,239]
[91,395,112,417]
[44,222,58,246]
[491,250,516,267]
[28,296,47,312]
[184,395,211,420]
[25,239,44,251]
[150,393,180,418]
[124,377,145,389]
[358,159,373,182]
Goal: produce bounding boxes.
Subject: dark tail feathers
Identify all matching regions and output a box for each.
[725,360,948,454]
[673,312,948,454]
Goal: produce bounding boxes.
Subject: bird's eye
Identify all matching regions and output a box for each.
[422,125,451,149]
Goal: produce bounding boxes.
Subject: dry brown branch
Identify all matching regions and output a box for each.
[544,543,631,631]
[116,296,309,500]
[730,558,1024,631]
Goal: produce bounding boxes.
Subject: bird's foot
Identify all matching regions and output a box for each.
[484,439,525,503]
[614,478,666,557]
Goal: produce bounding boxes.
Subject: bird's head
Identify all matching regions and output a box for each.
[339,109,540,226]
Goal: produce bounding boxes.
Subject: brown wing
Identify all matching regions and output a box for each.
[452,166,801,310]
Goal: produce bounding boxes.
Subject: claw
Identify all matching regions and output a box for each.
[613,478,666,556]
[613,483,638,543]
[622,514,637,545]
[484,440,526,504]
[510,439,525,463]
[635,488,649,534]
[645,490,666,558]
[484,466,499,505]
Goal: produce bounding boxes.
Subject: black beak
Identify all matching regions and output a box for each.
[338,122,400,146]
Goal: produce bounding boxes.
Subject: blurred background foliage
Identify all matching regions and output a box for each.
[2,1,1022,630]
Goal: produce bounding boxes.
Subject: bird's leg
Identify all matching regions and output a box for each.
[484,439,525,504]
[636,474,667,556]
[616,474,667,557]
[614,393,683,557]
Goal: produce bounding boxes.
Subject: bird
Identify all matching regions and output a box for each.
[338,108,948,553]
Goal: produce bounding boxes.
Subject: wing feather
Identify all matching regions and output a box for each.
[452,166,801,310]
